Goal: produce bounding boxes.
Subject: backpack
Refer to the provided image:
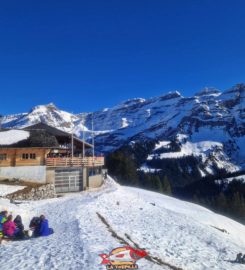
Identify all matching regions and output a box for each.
[0,215,7,231]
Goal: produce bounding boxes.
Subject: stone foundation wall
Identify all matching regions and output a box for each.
[5,184,56,201]
[0,166,46,183]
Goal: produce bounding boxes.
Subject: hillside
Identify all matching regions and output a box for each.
[0,177,245,270]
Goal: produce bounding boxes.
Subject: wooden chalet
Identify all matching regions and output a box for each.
[0,123,104,192]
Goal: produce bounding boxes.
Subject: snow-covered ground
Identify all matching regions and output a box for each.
[0,184,25,196]
[0,177,244,270]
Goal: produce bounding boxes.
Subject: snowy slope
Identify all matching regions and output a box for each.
[0,177,244,270]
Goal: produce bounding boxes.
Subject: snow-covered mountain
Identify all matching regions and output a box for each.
[91,84,244,163]
[1,83,244,178]
[0,177,245,270]
[1,103,84,132]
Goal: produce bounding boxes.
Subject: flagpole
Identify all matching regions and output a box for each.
[82,114,85,160]
[92,112,95,162]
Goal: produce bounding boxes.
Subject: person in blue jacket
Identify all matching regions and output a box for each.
[38,215,54,237]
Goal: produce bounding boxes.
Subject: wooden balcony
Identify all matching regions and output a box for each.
[46,157,104,167]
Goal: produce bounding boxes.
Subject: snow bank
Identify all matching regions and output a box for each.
[0,130,29,145]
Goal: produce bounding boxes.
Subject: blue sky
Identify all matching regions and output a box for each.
[0,0,245,115]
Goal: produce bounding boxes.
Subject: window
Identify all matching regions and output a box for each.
[22,153,29,159]
[30,153,36,159]
[0,154,7,160]
[22,153,37,160]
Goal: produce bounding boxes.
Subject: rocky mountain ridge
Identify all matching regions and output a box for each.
[1,83,244,180]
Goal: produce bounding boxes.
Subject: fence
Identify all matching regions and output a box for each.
[46,157,104,167]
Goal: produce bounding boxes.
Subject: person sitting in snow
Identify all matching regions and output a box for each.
[29,216,41,237]
[38,215,54,237]
[242,254,245,264]
[0,211,8,237]
[14,215,25,239]
[235,253,245,264]
[3,215,16,238]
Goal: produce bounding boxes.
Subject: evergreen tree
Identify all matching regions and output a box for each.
[216,192,227,213]
[106,151,139,186]
[192,194,200,204]
[229,192,245,219]
[162,175,172,195]
[152,175,163,193]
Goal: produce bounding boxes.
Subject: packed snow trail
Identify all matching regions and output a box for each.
[1,176,245,270]
[0,196,86,269]
[96,212,183,270]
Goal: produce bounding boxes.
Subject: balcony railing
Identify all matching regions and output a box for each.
[46,157,104,167]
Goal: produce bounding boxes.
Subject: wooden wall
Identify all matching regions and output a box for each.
[0,149,15,167]
[0,148,50,167]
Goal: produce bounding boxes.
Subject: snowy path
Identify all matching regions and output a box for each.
[1,177,245,270]
[0,197,86,270]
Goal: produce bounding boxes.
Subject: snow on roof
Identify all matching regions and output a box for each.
[0,130,30,145]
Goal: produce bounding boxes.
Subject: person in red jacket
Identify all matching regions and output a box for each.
[3,215,16,237]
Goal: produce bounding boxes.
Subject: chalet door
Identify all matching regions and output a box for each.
[55,168,83,193]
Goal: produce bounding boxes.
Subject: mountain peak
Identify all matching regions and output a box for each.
[223,83,245,95]
[159,91,182,101]
[46,102,56,108]
[113,98,146,110]
[123,98,146,106]
[194,87,221,97]
[30,103,57,113]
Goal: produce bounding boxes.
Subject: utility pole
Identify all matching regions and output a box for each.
[71,132,74,159]
[92,112,95,161]
[82,114,85,160]
[70,120,74,166]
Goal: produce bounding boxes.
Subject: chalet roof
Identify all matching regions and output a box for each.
[0,123,93,149]
[24,123,71,137]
